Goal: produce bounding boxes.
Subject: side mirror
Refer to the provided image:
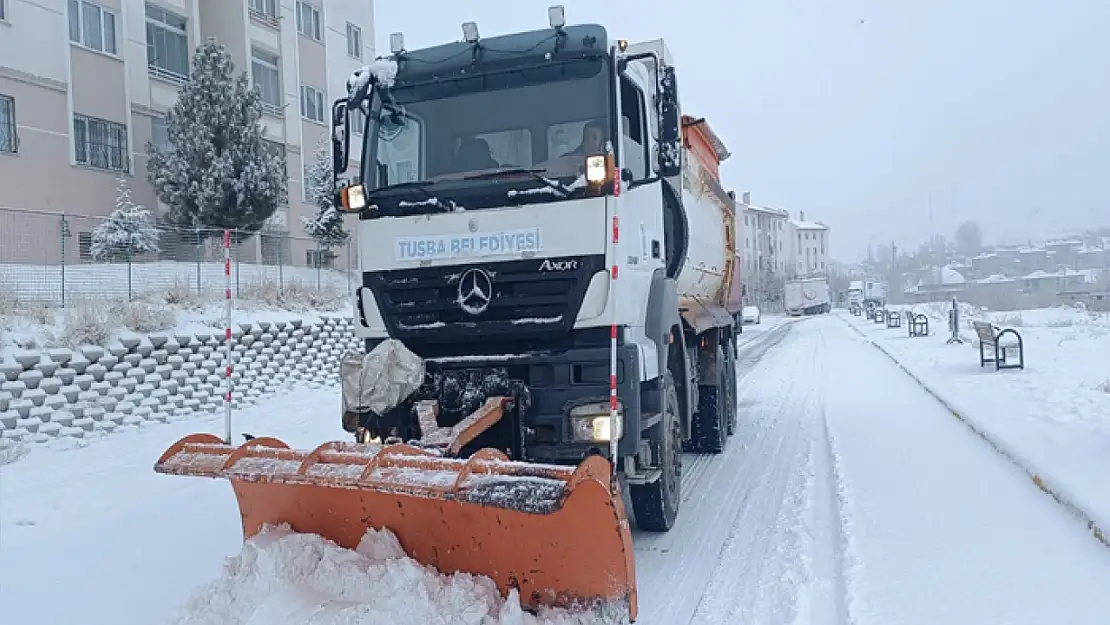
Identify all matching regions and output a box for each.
[657,66,682,178]
[331,100,351,178]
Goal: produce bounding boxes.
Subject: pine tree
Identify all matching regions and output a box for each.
[146,40,287,237]
[300,139,350,249]
[90,176,161,261]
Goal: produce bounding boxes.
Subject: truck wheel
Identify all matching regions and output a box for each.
[630,370,682,532]
[689,346,727,453]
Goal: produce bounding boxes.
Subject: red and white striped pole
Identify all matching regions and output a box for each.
[223,229,233,444]
[608,215,620,476]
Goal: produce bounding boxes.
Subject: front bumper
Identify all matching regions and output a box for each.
[428,343,643,464]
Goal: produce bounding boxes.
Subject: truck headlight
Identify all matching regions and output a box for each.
[569,402,623,443]
[338,183,367,212]
[585,155,608,184]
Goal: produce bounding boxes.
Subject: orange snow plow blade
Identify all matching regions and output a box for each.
[154,410,637,619]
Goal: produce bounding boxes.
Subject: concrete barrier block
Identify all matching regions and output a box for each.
[0,410,17,428]
[18,370,44,389]
[51,411,75,427]
[111,362,131,374]
[115,400,136,415]
[35,360,60,377]
[80,346,105,363]
[18,416,42,433]
[22,388,47,407]
[135,383,155,398]
[60,385,81,403]
[10,398,33,419]
[90,381,111,396]
[163,340,181,355]
[0,391,10,412]
[136,343,154,358]
[14,351,41,370]
[68,357,91,375]
[138,358,158,374]
[150,349,169,365]
[123,353,142,368]
[1,380,25,398]
[145,373,164,386]
[149,411,170,423]
[84,405,105,421]
[103,370,124,385]
[59,426,86,438]
[119,336,141,351]
[108,345,128,359]
[169,371,189,386]
[55,368,77,385]
[118,377,139,394]
[183,398,201,411]
[85,363,107,382]
[44,395,67,411]
[123,413,144,426]
[149,335,169,349]
[1,427,29,441]
[106,386,128,400]
[98,355,119,370]
[182,363,198,376]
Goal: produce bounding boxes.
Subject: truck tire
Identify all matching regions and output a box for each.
[630,370,682,532]
[689,346,727,453]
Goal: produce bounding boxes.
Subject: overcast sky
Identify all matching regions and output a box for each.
[372,0,1110,261]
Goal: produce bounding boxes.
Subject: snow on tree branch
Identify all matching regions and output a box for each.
[145,40,288,238]
[90,176,161,261]
[301,138,350,250]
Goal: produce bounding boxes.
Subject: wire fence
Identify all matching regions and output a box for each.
[0,207,358,306]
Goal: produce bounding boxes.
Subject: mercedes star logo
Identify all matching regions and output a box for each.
[457,268,493,315]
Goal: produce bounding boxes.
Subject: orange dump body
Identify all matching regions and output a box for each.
[154,428,638,620]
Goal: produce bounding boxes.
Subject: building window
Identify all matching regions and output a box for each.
[262,139,285,174]
[251,48,282,113]
[150,115,170,152]
[68,0,117,54]
[349,106,367,135]
[247,0,278,20]
[295,1,321,41]
[145,4,189,80]
[346,22,362,58]
[73,114,128,171]
[0,95,16,153]
[300,84,325,122]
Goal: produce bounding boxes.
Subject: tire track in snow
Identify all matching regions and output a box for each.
[806,320,854,625]
[630,321,798,625]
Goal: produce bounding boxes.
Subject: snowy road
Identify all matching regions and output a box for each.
[3,315,1110,624]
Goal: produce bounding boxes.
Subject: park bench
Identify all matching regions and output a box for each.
[908,311,929,337]
[886,310,902,328]
[874,308,886,324]
[972,320,1024,371]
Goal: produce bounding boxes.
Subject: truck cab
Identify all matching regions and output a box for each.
[329,9,740,532]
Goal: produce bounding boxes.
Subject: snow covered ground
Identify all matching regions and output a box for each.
[844,304,1110,545]
[3,315,1109,624]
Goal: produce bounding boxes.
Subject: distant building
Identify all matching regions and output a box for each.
[788,211,830,278]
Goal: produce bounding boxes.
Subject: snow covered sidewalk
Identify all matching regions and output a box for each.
[843,305,1110,546]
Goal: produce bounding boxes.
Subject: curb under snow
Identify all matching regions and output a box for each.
[841,317,1110,551]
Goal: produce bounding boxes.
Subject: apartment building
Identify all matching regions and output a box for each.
[0,0,374,267]
[790,211,830,277]
[739,193,791,308]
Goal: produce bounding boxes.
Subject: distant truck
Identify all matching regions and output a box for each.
[862,280,887,307]
[847,281,864,307]
[785,278,831,316]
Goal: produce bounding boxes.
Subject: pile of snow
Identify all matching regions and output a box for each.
[172,525,622,625]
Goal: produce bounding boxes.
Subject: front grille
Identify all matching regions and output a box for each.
[365,255,605,346]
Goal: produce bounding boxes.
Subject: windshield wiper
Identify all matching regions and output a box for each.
[368,179,438,197]
[464,168,573,198]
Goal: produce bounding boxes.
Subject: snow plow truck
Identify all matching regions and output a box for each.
[154,8,743,621]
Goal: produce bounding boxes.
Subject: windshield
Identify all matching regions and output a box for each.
[360,57,612,213]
